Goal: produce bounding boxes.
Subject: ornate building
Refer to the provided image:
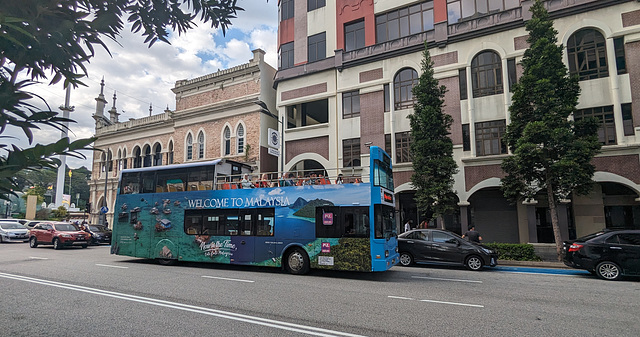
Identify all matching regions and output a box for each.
[88,50,277,226]
[273,0,640,242]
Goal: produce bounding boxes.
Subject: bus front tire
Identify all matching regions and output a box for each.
[285,247,309,275]
[157,258,177,266]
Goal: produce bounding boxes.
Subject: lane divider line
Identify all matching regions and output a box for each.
[201,275,255,283]
[0,272,363,337]
[29,257,49,260]
[412,276,482,283]
[388,295,484,308]
[96,264,129,269]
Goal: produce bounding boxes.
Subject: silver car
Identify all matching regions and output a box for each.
[0,221,30,243]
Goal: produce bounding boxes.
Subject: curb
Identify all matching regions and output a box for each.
[497,260,569,269]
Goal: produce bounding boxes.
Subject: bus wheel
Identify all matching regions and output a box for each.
[157,258,177,266]
[285,248,309,275]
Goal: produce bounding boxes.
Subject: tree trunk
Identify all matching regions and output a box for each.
[546,182,564,261]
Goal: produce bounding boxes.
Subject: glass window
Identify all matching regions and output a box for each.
[342,90,360,119]
[280,0,294,21]
[394,68,419,110]
[395,131,412,163]
[459,69,468,100]
[614,37,627,75]
[223,126,231,155]
[432,231,455,243]
[507,58,517,92]
[462,124,471,151]
[376,2,434,44]
[133,147,142,168]
[343,138,361,168]
[236,124,245,154]
[287,99,329,129]
[384,84,390,112]
[618,233,640,245]
[143,146,151,167]
[475,120,507,156]
[385,134,392,158]
[308,0,325,11]
[279,42,294,70]
[471,50,503,97]
[257,209,275,236]
[153,143,162,166]
[574,106,616,145]
[167,141,173,164]
[447,1,461,24]
[198,131,205,159]
[186,134,193,160]
[567,29,608,81]
[240,212,253,236]
[622,103,634,136]
[308,32,326,63]
[345,20,365,52]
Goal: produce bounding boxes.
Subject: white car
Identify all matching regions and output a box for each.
[0,221,30,243]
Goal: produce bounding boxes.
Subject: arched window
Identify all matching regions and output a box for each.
[567,29,608,81]
[153,143,162,166]
[168,141,174,164]
[100,152,106,173]
[223,126,231,156]
[117,149,123,171]
[122,149,127,169]
[197,131,205,159]
[186,133,193,160]
[133,147,142,168]
[394,68,419,110]
[107,150,113,172]
[471,50,503,97]
[143,145,151,167]
[236,124,245,154]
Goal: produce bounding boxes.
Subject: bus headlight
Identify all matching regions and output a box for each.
[385,250,389,257]
[395,247,398,253]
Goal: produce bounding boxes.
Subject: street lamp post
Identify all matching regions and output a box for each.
[255,100,284,172]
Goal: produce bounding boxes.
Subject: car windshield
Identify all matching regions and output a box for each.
[54,223,79,231]
[0,223,24,229]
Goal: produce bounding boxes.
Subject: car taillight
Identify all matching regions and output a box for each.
[568,243,584,252]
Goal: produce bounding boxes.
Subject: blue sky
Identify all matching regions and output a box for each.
[12,1,279,170]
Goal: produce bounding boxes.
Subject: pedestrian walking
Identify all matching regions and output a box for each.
[404,220,413,232]
[462,225,483,243]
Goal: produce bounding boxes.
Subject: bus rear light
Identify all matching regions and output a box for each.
[375,255,381,259]
[385,250,389,257]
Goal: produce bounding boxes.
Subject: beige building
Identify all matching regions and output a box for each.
[88,50,277,226]
[273,0,640,242]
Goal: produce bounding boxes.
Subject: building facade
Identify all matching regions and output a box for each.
[88,50,277,226]
[274,0,640,243]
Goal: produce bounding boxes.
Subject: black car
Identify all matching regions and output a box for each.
[84,225,112,245]
[563,229,640,281]
[398,229,498,270]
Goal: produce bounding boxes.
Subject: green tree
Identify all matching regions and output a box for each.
[21,185,46,204]
[0,0,242,199]
[501,0,600,260]
[51,206,68,220]
[409,42,458,222]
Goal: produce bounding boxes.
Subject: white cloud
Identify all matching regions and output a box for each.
[6,4,279,170]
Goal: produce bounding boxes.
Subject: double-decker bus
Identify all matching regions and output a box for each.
[111,146,398,274]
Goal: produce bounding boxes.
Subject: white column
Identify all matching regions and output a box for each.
[466,66,476,157]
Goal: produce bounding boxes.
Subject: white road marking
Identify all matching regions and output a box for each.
[96,264,128,269]
[0,272,363,337]
[389,295,484,308]
[412,276,482,283]
[201,275,255,283]
[29,257,49,260]
[418,299,484,308]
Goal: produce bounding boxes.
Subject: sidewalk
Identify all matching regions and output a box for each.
[498,260,568,269]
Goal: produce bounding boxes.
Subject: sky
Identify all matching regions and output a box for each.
[9,0,279,170]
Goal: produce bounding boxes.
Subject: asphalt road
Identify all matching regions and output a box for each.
[1,242,638,336]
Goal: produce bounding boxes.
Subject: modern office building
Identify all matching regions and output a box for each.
[88,50,277,226]
[273,0,640,243]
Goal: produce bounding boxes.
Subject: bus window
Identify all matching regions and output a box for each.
[315,206,341,238]
[226,215,239,235]
[185,214,202,235]
[374,204,396,239]
[343,207,369,238]
[204,214,223,235]
[240,212,253,235]
[141,171,155,193]
[189,167,214,191]
[158,168,188,192]
[257,209,275,236]
[121,172,140,194]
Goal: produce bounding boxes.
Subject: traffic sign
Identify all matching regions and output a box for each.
[100,206,109,214]
[268,147,280,157]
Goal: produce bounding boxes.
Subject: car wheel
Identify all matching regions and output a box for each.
[465,255,484,271]
[157,258,177,266]
[29,236,38,248]
[81,244,88,249]
[0,235,3,243]
[53,238,62,250]
[399,252,414,266]
[596,261,622,281]
[285,247,309,275]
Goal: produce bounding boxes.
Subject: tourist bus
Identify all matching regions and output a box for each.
[111,146,398,274]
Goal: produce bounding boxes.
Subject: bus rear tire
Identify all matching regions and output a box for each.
[285,247,309,275]
[157,258,177,266]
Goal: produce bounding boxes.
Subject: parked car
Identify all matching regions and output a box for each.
[23,220,42,229]
[83,224,112,245]
[398,229,498,270]
[563,229,640,280]
[29,221,90,249]
[0,221,30,243]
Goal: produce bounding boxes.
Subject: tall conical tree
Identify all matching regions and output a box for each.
[409,42,458,223]
[501,0,600,260]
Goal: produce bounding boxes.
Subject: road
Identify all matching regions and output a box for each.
[1,242,638,336]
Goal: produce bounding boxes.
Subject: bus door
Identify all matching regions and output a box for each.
[230,212,255,263]
[253,209,276,264]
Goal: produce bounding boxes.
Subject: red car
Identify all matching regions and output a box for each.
[29,221,89,249]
